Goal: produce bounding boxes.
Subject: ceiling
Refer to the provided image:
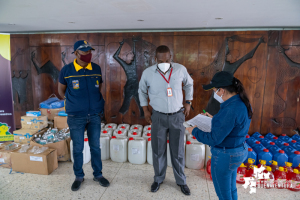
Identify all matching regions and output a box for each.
[0,0,299,33]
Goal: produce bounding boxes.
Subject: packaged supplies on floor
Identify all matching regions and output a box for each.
[0,142,21,168]
[26,111,41,117]
[30,128,71,161]
[11,146,58,175]
[40,107,64,121]
[21,115,48,130]
[40,96,64,109]
[13,129,47,144]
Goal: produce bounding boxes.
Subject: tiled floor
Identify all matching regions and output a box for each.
[0,160,298,200]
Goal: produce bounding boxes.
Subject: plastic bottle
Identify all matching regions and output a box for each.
[206,156,211,175]
[252,132,262,139]
[244,148,257,165]
[269,145,282,155]
[264,166,275,189]
[291,134,300,143]
[260,138,271,147]
[147,138,153,165]
[100,135,110,160]
[269,160,279,173]
[142,132,151,140]
[273,150,289,167]
[275,167,287,189]
[288,151,300,168]
[185,141,205,170]
[236,163,247,184]
[117,124,130,131]
[128,137,146,165]
[279,134,292,143]
[143,125,151,133]
[247,137,258,147]
[265,141,278,150]
[275,139,286,149]
[271,136,279,142]
[265,133,275,140]
[252,141,265,153]
[257,159,267,169]
[70,138,91,164]
[288,169,300,191]
[128,129,142,138]
[113,129,128,137]
[285,162,294,188]
[101,129,113,137]
[245,158,255,174]
[257,149,272,165]
[130,124,143,132]
[282,144,296,157]
[110,136,128,163]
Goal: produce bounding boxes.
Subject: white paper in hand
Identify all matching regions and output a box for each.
[184,114,212,132]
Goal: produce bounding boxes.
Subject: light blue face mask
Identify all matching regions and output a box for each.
[214,89,224,103]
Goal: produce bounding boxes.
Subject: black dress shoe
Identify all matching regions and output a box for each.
[93,176,110,187]
[71,178,84,191]
[177,184,191,195]
[151,182,163,192]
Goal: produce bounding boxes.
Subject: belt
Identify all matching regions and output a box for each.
[214,143,244,149]
[154,109,183,116]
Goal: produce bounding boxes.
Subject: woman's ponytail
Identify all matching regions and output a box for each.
[224,77,253,119]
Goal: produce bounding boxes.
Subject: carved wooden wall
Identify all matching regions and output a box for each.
[10,31,300,137]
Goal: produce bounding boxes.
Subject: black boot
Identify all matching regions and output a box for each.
[71,178,84,191]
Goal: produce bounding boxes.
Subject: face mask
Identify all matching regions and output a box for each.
[157,63,171,73]
[79,52,92,63]
[214,89,224,103]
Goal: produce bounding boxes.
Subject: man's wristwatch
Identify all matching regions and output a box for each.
[186,101,192,105]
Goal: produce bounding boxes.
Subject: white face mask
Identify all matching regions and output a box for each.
[214,89,224,103]
[157,63,171,73]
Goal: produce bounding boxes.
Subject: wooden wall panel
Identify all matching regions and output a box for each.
[10,31,300,136]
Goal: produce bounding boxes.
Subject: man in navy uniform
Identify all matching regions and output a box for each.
[58,40,109,191]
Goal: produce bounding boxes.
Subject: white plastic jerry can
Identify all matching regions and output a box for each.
[187,134,200,143]
[143,125,152,133]
[147,138,153,165]
[167,140,172,167]
[130,124,143,132]
[70,138,91,164]
[101,128,113,137]
[143,131,151,140]
[117,124,130,131]
[205,144,211,167]
[105,123,118,130]
[101,123,105,129]
[128,137,147,165]
[113,129,128,137]
[100,135,110,160]
[128,129,142,138]
[110,136,128,163]
[185,141,205,170]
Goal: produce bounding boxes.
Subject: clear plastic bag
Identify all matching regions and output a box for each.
[5,142,19,150]
[19,145,30,153]
[34,147,49,154]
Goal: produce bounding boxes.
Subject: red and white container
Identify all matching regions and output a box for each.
[128,137,147,165]
[110,136,128,163]
[143,131,152,140]
[101,128,113,137]
[130,124,143,132]
[105,123,117,130]
[185,141,205,170]
[117,124,130,131]
[70,138,91,164]
[143,125,152,133]
[100,135,110,160]
[113,129,128,137]
[128,129,142,138]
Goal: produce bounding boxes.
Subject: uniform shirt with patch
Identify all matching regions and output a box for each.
[59,59,104,116]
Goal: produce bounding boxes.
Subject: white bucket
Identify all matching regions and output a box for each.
[100,135,110,160]
[185,141,205,170]
[143,125,152,133]
[117,124,130,131]
[105,123,118,130]
[128,129,142,138]
[70,138,91,164]
[128,137,146,165]
[113,129,128,137]
[110,136,128,163]
[101,128,113,137]
[130,124,143,132]
[147,138,153,165]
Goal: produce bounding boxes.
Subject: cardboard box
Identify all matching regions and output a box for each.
[30,136,71,162]
[0,142,21,168]
[21,115,48,130]
[11,146,58,175]
[54,116,68,130]
[40,108,64,121]
[13,129,47,144]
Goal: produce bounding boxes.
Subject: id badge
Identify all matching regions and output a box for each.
[167,87,173,97]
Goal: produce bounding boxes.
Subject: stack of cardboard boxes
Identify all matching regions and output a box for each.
[40,108,68,131]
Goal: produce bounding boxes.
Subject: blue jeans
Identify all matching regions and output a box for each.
[211,143,247,200]
[67,113,102,179]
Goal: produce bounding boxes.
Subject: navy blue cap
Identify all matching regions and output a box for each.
[203,71,234,91]
[72,40,95,54]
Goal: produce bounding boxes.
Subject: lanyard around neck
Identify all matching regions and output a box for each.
[157,68,173,84]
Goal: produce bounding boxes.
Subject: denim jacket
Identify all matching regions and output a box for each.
[192,95,251,148]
